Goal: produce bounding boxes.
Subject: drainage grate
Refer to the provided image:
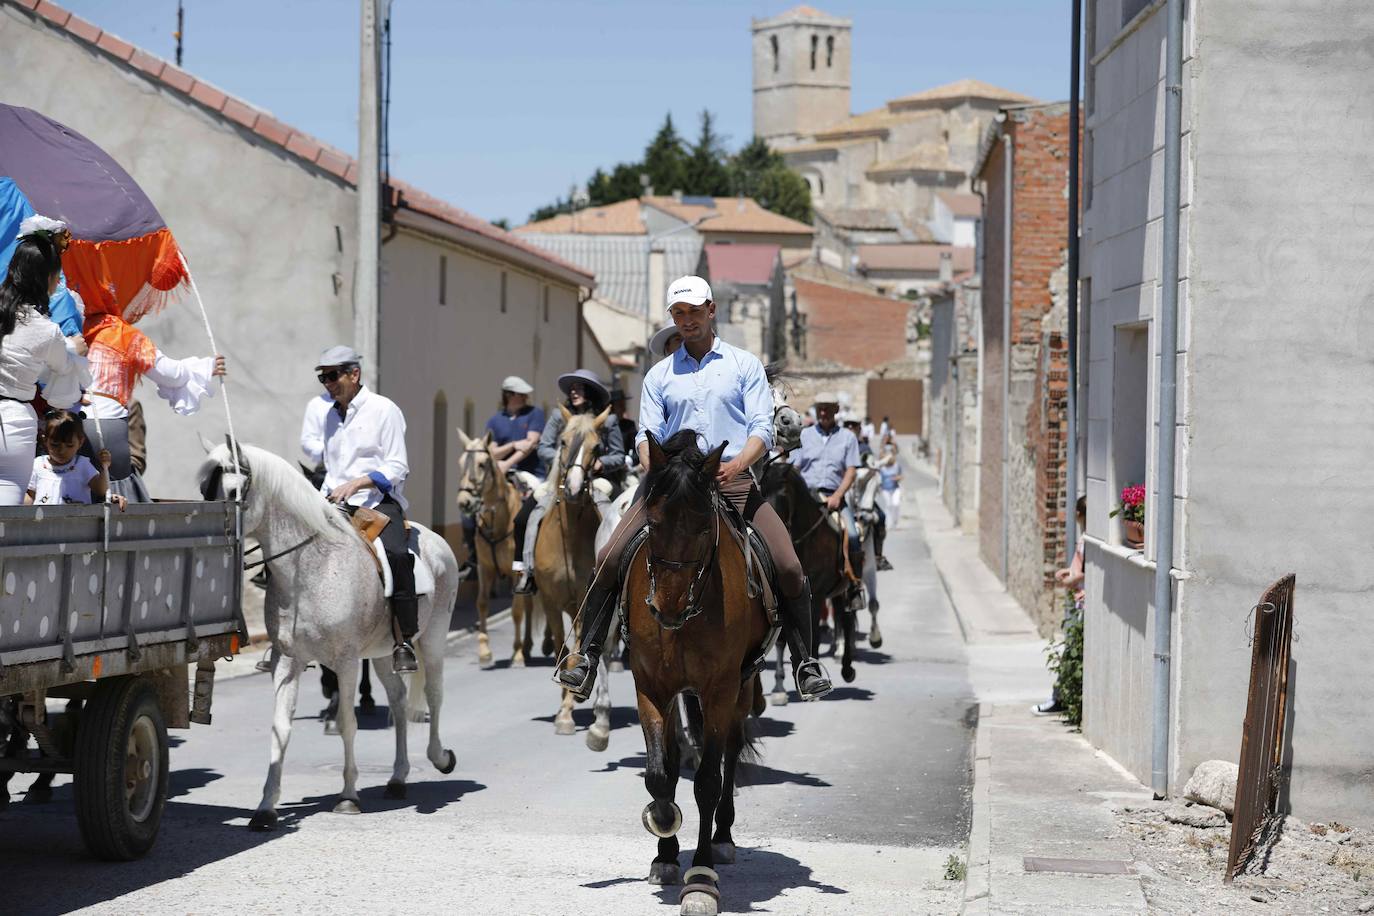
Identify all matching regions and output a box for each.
[1023,857,1133,875]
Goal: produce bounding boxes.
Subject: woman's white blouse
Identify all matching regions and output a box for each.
[0,307,88,408]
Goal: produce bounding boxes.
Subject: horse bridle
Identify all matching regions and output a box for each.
[458,445,517,546]
[556,431,592,501]
[644,495,721,631]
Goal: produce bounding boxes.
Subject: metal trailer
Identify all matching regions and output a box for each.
[0,499,246,860]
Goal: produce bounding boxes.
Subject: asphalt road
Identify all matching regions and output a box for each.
[1,486,975,915]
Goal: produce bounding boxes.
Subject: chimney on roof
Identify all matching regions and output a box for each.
[673,189,684,203]
[939,251,953,283]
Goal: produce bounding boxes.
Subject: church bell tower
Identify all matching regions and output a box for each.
[752,6,853,148]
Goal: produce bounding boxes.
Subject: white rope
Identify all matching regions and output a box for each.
[177,252,244,489]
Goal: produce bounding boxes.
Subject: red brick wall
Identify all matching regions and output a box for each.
[978,105,1078,626]
[795,278,911,369]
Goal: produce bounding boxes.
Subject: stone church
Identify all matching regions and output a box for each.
[753,5,1035,293]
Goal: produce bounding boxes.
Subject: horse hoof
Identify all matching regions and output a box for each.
[680,891,719,916]
[541,634,555,656]
[608,659,625,673]
[360,697,377,713]
[642,801,683,838]
[385,780,407,800]
[869,633,883,649]
[436,749,457,774]
[323,717,340,736]
[248,809,278,831]
[647,861,680,886]
[842,666,857,684]
[711,842,736,864]
[554,718,576,736]
[512,653,526,669]
[770,691,789,707]
[333,798,362,815]
[586,725,610,752]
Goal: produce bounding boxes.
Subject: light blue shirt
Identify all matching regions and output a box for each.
[636,336,774,461]
[792,423,860,491]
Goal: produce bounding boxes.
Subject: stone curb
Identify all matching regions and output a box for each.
[962,701,993,915]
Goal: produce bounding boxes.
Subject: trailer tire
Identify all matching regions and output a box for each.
[74,676,169,860]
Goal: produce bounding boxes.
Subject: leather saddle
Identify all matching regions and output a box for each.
[347,507,435,598]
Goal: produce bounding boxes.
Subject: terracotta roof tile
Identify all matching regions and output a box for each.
[34,1,68,25]
[6,0,593,286]
[702,244,780,286]
[64,13,100,43]
[888,78,1037,109]
[517,199,645,235]
[252,114,291,147]
[314,148,350,178]
[644,196,813,236]
[157,63,194,93]
[187,81,227,111]
[220,97,259,129]
[94,30,133,60]
[128,48,164,79]
[856,243,975,274]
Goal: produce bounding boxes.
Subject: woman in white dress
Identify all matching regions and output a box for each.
[0,235,89,505]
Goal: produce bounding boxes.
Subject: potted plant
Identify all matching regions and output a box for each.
[1110,484,1146,549]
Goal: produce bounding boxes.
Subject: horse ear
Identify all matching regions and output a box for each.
[198,433,215,455]
[456,427,471,448]
[482,429,494,449]
[645,430,667,470]
[702,441,728,481]
[559,404,573,423]
[593,405,611,427]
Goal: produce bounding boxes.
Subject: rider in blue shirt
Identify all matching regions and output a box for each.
[792,397,864,575]
[556,276,832,703]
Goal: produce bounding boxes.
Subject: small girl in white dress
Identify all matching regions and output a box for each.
[28,409,125,509]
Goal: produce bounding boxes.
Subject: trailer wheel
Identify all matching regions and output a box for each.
[74,676,169,860]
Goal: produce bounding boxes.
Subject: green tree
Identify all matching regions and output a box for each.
[642,113,687,196]
[728,137,812,223]
[685,110,731,197]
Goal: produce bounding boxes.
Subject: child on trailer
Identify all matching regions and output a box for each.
[26,408,126,509]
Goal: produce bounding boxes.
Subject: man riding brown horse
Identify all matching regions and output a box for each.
[556,275,831,703]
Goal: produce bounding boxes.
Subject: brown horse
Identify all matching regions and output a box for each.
[535,406,609,738]
[757,457,861,692]
[455,429,535,667]
[625,430,770,916]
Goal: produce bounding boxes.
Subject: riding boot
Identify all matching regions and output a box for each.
[781,580,833,700]
[389,554,420,675]
[554,579,618,702]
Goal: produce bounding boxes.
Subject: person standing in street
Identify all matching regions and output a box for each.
[313,345,420,674]
[557,276,831,702]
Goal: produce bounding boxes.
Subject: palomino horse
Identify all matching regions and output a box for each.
[455,429,536,667]
[757,457,862,695]
[197,444,459,827]
[535,406,608,739]
[625,431,771,916]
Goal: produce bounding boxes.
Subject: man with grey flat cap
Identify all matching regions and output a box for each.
[313,345,420,673]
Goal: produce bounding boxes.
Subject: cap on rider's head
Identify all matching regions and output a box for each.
[315,344,362,370]
[501,375,533,395]
[665,275,712,310]
[813,392,841,409]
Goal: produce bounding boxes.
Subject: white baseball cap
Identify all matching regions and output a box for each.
[665,275,712,309]
[501,375,533,395]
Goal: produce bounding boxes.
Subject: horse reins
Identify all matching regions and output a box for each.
[644,495,720,631]
[459,446,516,548]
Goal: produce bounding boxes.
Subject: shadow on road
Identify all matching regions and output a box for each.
[531,705,640,731]
[821,686,875,702]
[648,846,848,913]
[296,777,486,817]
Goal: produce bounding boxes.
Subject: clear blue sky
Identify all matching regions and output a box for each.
[60,1,1071,225]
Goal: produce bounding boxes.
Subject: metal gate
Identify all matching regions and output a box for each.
[1225,573,1296,881]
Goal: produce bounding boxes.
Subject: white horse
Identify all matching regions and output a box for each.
[198,444,459,829]
[578,474,639,752]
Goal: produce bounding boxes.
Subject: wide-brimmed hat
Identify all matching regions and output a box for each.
[812,392,841,408]
[315,344,362,370]
[649,323,682,358]
[558,369,610,408]
[501,375,533,395]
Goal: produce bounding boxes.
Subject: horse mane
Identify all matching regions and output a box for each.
[215,443,352,544]
[644,429,714,509]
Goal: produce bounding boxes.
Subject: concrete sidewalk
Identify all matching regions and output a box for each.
[909,466,1154,914]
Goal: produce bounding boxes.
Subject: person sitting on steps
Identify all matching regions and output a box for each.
[555,275,832,702]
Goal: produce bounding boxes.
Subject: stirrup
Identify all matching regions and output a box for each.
[392,641,418,674]
[555,655,597,700]
[513,571,537,595]
[795,659,832,701]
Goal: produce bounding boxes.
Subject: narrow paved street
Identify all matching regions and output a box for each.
[2,484,975,915]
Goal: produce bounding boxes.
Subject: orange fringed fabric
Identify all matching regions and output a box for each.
[83,313,159,407]
[62,228,189,325]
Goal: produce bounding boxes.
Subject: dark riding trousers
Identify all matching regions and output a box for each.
[350,495,417,637]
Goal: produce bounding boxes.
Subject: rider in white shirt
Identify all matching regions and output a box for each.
[313,345,419,674]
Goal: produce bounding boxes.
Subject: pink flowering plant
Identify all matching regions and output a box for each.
[1109,484,1146,523]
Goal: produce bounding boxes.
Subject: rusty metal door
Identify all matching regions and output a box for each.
[1226,573,1296,881]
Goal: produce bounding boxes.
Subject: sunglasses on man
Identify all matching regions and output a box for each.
[317,368,353,384]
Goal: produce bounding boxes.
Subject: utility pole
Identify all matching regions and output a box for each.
[174,1,183,66]
[355,0,382,390]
